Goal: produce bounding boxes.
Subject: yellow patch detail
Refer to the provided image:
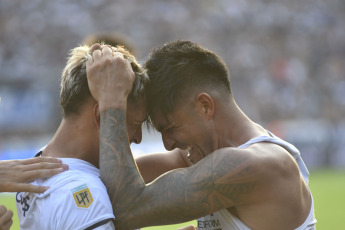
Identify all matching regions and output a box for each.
[73,188,94,208]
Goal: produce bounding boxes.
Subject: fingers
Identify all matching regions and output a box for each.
[90,43,101,52]
[16,157,68,182]
[0,206,6,216]
[1,157,63,168]
[7,183,50,194]
[87,43,126,67]
[92,49,102,62]
[0,206,13,230]
[21,157,62,165]
[125,58,134,75]
[102,46,113,57]
[20,166,67,183]
[1,219,13,230]
[23,161,68,172]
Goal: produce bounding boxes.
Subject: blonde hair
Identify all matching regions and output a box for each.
[60,44,148,117]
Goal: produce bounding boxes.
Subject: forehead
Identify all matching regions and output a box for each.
[127,97,147,121]
[150,111,171,132]
[150,107,187,132]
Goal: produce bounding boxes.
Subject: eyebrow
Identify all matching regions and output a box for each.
[154,123,167,132]
[158,123,175,132]
[149,115,173,132]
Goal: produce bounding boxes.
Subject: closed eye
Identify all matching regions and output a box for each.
[165,127,173,133]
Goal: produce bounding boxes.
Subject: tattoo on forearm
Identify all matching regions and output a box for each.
[99,109,257,229]
[99,108,145,216]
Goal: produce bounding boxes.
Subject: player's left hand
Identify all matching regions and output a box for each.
[0,205,13,230]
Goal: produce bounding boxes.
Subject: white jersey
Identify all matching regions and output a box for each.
[197,131,317,230]
[16,157,115,230]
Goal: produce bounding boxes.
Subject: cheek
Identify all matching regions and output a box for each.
[192,126,211,148]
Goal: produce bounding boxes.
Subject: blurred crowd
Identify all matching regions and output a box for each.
[0,0,344,168]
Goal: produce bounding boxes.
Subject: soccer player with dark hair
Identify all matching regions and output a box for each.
[87,40,316,230]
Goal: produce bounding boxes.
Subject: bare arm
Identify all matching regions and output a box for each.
[0,157,68,193]
[99,108,146,213]
[136,149,191,183]
[100,111,256,228]
[86,45,260,229]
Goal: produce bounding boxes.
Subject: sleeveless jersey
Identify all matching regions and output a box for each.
[196,131,317,230]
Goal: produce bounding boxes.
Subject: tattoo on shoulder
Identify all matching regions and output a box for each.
[185,150,257,212]
[211,150,257,204]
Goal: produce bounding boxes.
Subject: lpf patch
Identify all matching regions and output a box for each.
[71,184,94,208]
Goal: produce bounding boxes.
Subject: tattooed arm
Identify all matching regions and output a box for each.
[86,45,263,229]
[99,108,146,211]
[100,110,258,229]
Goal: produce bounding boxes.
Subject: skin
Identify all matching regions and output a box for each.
[39,44,188,177]
[0,126,67,230]
[0,157,68,193]
[135,149,192,183]
[11,44,190,230]
[177,225,197,230]
[86,46,312,229]
[0,205,12,230]
[41,79,148,169]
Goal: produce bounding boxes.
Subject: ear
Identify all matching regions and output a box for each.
[93,102,100,129]
[195,93,214,120]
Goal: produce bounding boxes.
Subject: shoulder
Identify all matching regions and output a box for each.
[43,158,104,191]
[50,172,110,209]
[245,142,300,177]
[212,142,299,175]
[202,143,300,202]
[236,143,302,200]
[46,173,114,229]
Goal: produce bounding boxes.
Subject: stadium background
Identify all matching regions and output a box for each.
[0,0,344,229]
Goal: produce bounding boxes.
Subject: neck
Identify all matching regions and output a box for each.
[42,117,99,167]
[216,100,268,148]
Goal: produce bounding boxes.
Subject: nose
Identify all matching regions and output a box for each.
[161,131,175,151]
[132,127,142,144]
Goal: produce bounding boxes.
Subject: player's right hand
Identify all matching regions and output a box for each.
[86,44,135,111]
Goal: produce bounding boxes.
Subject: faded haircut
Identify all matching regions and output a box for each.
[60,44,148,117]
[144,40,231,123]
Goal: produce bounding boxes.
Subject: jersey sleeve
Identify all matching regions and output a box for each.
[85,220,115,230]
[49,179,115,230]
[92,221,115,230]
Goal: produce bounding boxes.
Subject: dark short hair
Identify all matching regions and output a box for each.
[144,40,232,122]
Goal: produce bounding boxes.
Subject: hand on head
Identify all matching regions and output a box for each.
[86,43,135,111]
[0,157,68,193]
